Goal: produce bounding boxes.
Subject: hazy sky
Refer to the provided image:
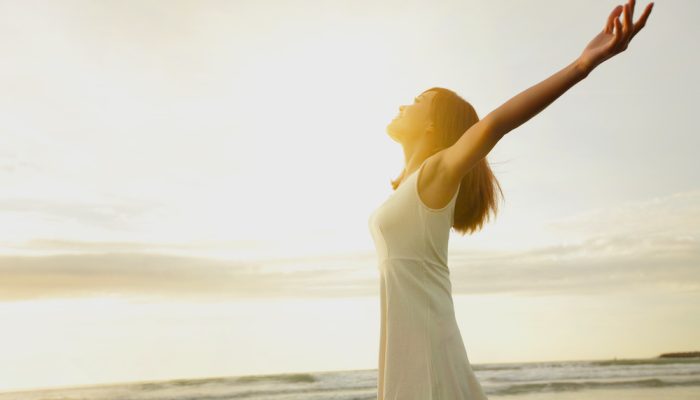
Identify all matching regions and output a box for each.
[1,0,698,393]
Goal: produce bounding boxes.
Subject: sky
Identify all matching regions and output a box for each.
[0,0,698,394]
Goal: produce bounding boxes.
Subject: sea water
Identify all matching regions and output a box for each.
[1,357,698,400]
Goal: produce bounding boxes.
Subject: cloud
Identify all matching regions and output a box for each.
[0,196,164,233]
[0,155,43,174]
[7,238,275,254]
[449,233,700,296]
[545,189,700,239]
[448,189,700,296]
[0,251,377,302]
[1,190,698,302]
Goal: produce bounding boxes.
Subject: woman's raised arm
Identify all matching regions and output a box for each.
[488,0,653,137]
[441,0,654,180]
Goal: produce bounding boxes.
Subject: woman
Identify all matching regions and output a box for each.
[367,1,654,399]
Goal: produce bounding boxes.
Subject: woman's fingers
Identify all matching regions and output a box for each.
[624,0,635,36]
[607,0,653,46]
[606,5,623,34]
[613,17,624,50]
[620,3,633,49]
[631,2,654,39]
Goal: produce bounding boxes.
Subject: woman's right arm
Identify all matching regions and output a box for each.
[487,0,653,139]
[441,56,590,183]
[486,57,591,139]
[441,0,653,181]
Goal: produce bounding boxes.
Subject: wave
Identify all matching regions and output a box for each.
[494,377,700,396]
[130,372,317,392]
[235,373,317,384]
[590,357,700,367]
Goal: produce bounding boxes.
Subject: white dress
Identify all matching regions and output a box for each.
[368,157,489,400]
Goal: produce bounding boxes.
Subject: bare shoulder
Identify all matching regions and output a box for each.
[417,151,463,210]
[440,118,502,180]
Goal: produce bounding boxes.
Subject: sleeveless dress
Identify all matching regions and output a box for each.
[367,157,489,400]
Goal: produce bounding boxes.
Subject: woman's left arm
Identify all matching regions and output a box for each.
[486,0,654,138]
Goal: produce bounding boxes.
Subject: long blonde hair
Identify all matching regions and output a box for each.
[391,87,504,236]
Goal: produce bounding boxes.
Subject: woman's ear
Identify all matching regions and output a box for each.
[426,123,441,144]
[425,122,435,136]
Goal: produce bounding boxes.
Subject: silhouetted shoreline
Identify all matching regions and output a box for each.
[658,351,700,358]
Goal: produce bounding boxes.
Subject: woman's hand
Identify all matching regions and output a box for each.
[578,0,654,74]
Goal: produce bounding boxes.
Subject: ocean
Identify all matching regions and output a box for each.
[1,357,698,400]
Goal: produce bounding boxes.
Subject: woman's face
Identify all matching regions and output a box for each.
[386,90,436,143]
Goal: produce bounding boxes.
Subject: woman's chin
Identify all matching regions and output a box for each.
[386,127,401,142]
[387,119,400,132]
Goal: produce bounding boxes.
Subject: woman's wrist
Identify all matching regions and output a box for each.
[574,56,594,78]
